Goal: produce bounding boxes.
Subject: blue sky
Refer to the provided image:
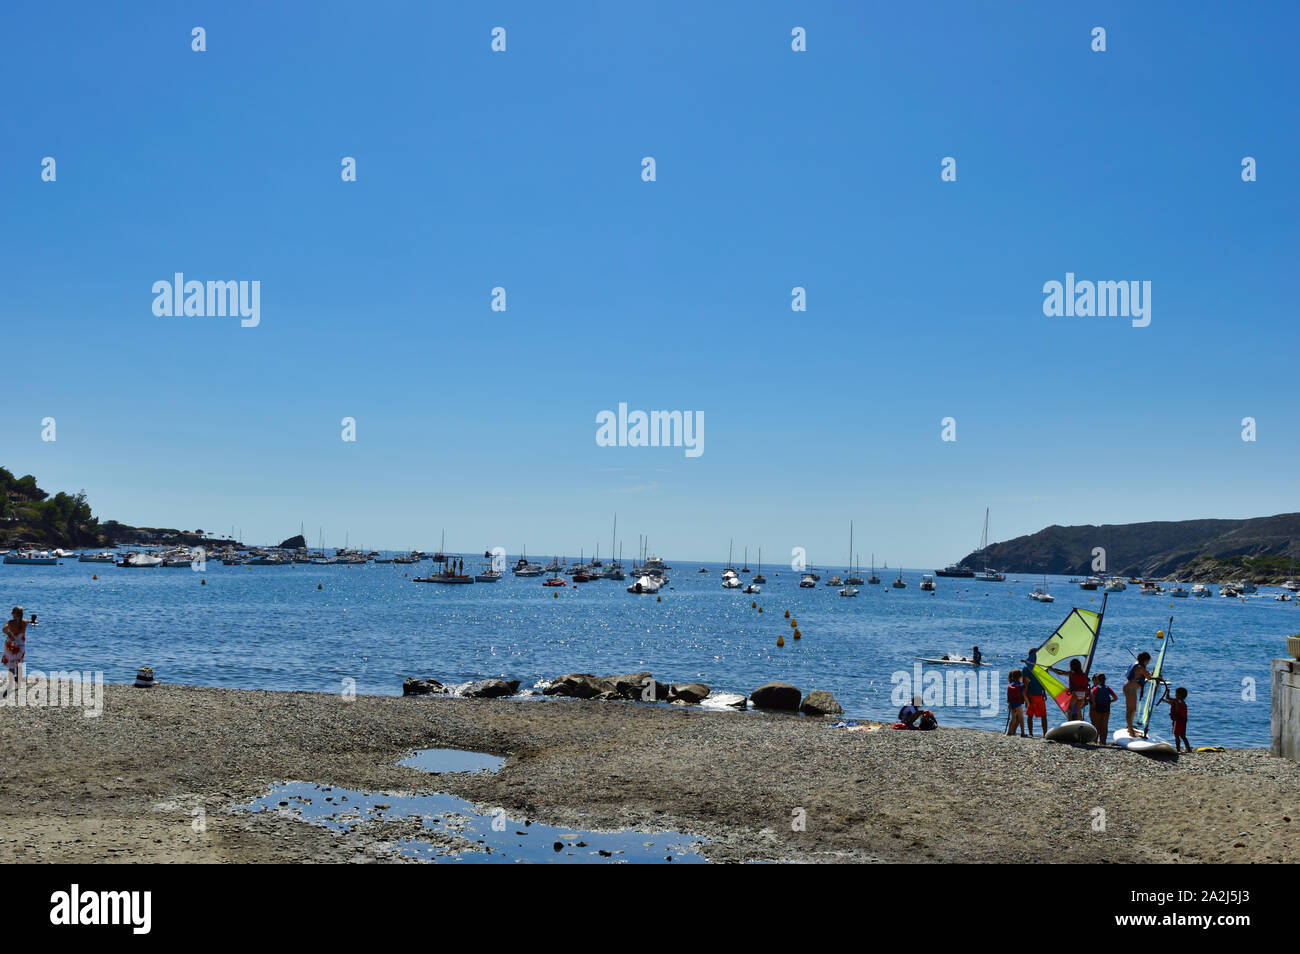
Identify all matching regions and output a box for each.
[2,1,1296,565]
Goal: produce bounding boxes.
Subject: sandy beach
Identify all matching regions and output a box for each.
[1,682,1296,864]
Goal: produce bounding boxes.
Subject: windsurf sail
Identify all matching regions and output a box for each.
[1136,620,1173,737]
[1025,595,1105,716]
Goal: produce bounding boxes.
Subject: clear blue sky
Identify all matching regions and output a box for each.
[2,1,1296,565]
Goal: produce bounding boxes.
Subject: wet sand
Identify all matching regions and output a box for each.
[1,683,1296,863]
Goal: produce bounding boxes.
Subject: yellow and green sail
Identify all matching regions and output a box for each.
[1026,602,1103,716]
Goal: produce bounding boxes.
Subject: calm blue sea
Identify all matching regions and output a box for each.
[3,559,1289,747]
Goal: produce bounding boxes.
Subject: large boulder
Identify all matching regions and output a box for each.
[669,683,710,704]
[750,681,802,711]
[605,672,670,701]
[800,689,844,717]
[403,677,446,697]
[543,673,612,699]
[463,678,520,699]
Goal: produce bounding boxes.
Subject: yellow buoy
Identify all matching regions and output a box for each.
[784,610,790,618]
[1156,630,1164,640]
[554,592,559,598]
[751,601,756,609]
[758,606,763,613]
[790,619,797,628]
[793,629,801,640]
[92,574,97,580]
[777,634,785,647]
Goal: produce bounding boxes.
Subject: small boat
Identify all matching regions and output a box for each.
[838,584,859,597]
[916,654,982,666]
[867,553,880,585]
[753,548,767,584]
[826,575,843,587]
[974,511,1005,582]
[116,552,161,568]
[1028,587,1054,602]
[513,549,543,576]
[1104,577,1127,592]
[474,563,502,582]
[892,568,906,589]
[1220,584,1241,598]
[4,549,58,565]
[743,582,762,594]
[935,563,974,578]
[1237,581,1257,594]
[798,573,816,588]
[919,574,935,592]
[1284,580,1300,592]
[627,574,663,594]
[698,567,709,573]
[78,551,115,563]
[1275,591,1292,602]
[1079,577,1100,591]
[1192,583,1210,598]
[1170,585,1189,598]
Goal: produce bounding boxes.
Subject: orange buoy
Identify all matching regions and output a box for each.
[793,629,801,640]
[92,574,97,580]
[784,610,790,618]
[553,592,559,598]
[656,596,662,602]
[777,634,785,647]
[790,619,797,628]
[751,601,756,608]
[757,606,763,613]
[317,583,322,590]
[201,579,206,585]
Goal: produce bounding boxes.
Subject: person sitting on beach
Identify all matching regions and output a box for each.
[1006,670,1026,737]
[2,606,35,699]
[897,696,922,728]
[1122,652,1153,737]
[1023,649,1048,737]
[1161,686,1190,752]
[1090,673,1118,743]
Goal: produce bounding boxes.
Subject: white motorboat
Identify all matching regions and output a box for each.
[838,585,859,597]
[798,573,816,588]
[627,575,663,594]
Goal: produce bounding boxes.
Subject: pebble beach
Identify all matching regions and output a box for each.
[2,682,1296,864]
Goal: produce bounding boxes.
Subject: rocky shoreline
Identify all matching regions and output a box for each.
[403,671,844,717]
[3,682,1297,863]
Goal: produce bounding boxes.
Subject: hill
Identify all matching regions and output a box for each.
[959,513,1300,583]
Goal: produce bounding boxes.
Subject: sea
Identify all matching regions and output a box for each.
[4,558,1290,748]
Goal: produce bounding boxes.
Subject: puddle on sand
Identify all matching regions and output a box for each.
[398,747,506,774]
[239,782,708,864]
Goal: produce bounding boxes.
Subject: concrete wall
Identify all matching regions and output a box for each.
[1270,657,1300,760]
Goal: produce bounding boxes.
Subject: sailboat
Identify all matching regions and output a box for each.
[599,516,626,579]
[892,565,906,588]
[721,541,742,588]
[1027,594,1106,743]
[845,526,864,585]
[974,508,1006,582]
[752,548,766,584]
[839,523,859,595]
[868,554,880,585]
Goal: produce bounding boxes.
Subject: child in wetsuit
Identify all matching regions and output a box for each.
[1090,673,1118,743]
[1163,686,1190,752]
[1006,670,1026,737]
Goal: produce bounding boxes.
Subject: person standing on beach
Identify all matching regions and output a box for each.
[1023,648,1048,737]
[1122,652,1153,736]
[1162,687,1191,752]
[1006,670,1027,737]
[2,606,36,698]
[1090,673,1117,744]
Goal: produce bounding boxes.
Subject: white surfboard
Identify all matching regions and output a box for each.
[1044,720,1098,744]
[1112,727,1177,755]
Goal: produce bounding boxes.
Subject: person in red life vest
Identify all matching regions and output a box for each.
[1006,670,1027,737]
[1162,686,1191,752]
[1089,672,1118,744]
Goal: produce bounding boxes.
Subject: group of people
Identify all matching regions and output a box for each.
[1005,644,1190,750]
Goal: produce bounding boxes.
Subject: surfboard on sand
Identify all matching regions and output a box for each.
[1113,727,1176,755]
[1044,720,1098,744]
